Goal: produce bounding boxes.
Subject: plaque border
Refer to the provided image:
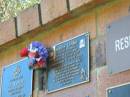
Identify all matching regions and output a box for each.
[0,57,33,97]
[47,32,90,93]
[106,82,130,97]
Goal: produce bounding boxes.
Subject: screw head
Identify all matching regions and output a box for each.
[108,89,112,93]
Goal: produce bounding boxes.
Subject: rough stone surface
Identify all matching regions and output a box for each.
[0,19,16,45]
[17,5,40,36]
[41,0,68,24]
[69,0,92,10]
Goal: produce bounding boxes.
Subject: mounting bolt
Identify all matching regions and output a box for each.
[108,89,112,93]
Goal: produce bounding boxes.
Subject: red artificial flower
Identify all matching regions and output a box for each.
[20,48,28,57]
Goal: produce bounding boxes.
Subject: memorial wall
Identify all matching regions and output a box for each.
[0,0,130,97]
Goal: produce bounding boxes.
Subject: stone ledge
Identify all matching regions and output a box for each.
[40,0,68,25]
[0,0,112,46]
[17,4,40,36]
[0,18,16,45]
[69,0,92,10]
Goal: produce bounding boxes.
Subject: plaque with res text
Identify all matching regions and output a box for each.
[106,15,130,74]
[47,33,89,93]
[1,58,33,97]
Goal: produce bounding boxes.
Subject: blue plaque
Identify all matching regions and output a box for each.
[107,83,130,97]
[47,33,89,93]
[1,58,33,97]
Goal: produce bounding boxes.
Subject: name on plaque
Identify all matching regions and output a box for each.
[47,33,89,93]
[1,58,33,97]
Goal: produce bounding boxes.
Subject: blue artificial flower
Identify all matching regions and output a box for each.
[28,41,48,60]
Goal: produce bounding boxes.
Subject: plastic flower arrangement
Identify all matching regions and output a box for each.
[20,41,48,69]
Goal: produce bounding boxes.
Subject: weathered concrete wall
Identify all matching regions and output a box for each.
[17,5,40,36]
[0,0,130,97]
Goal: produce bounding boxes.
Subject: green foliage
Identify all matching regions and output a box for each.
[0,0,40,22]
